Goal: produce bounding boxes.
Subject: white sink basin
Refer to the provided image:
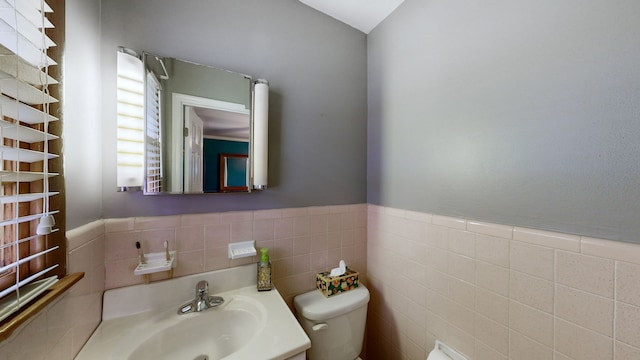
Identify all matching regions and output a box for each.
[76,265,310,360]
[127,295,263,360]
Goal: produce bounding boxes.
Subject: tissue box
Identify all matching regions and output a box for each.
[316,267,359,297]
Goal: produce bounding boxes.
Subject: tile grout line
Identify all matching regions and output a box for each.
[613,260,617,360]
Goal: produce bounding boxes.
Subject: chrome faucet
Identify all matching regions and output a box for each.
[178,280,224,314]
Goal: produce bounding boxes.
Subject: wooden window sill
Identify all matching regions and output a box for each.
[0,272,85,342]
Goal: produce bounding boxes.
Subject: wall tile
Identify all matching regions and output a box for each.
[293,235,311,255]
[282,207,308,218]
[513,227,580,252]
[407,239,428,264]
[509,270,554,314]
[476,260,509,297]
[510,240,554,281]
[425,267,448,296]
[509,300,553,347]
[273,237,294,260]
[475,234,510,268]
[425,311,448,341]
[367,206,640,360]
[555,318,613,360]
[406,317,427,351]
[425,224,450,249]
[582,236,640,265]
[253,208,282,220]
[140,229,176,253]
[219,211,253,224]
[204,247,230,271]
[448,229,475,258]
[274,217,294,239]
[615,341,640,360]
[135,215,180,230]
[104,218,135,233]
[553,351,572,360]
[174,250,204,277]
[475,314,509,356]
[204,223,231,248]
[309,214,328,234]
[180,212,220,226]
[446,252,475,284]
[476,287,508,325]
[448,277,475,310]
[425,245,449,273]
[67,220,105,250]
[405,210,432,223]
[104,231,139,261]
[230,221,253,242]
[446,300,475,335]
[555,284,614,336]
[253,219,275,241]
[467,221,513,239]
[615,302,640,348]
[556,250,614,298]
[509,329,553,360]
[176,226,204,252]
[616,261,640,307]
[446,322,475,359]
[475,340,508,360]
[432,215,466,230]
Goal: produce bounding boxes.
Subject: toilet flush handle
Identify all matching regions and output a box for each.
[312,323,328,331]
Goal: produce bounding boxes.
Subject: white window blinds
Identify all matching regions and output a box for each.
[0,0,61,322]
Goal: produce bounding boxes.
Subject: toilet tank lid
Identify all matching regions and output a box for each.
[294,285,370,321]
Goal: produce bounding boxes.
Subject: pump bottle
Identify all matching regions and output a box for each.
[257,248,272,291]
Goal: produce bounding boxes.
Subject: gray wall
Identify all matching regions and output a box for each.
[98,0,367,219]
[368,0,640,242]
[65,0,103,229]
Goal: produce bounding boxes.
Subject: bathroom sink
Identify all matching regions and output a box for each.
[126,296,263,360]
[75,264,310,360]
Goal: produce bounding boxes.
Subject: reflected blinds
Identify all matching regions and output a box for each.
[144,71,162,193]
[0,0,62,322]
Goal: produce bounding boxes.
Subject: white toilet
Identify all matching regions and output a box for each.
[294,285,370,360]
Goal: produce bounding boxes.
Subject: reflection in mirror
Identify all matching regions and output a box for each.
[141,52,254,194]
[219,154,249,192]
[178,99,250,193]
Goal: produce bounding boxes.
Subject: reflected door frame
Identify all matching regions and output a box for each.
[171,93,249,193]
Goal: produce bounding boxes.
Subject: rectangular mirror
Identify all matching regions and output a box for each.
[141,52,254,194]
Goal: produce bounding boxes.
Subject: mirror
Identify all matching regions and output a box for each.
[142,53,254,194]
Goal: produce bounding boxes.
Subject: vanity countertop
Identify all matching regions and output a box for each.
[75,265,310,360]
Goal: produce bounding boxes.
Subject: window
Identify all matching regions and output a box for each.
[0,0,65,323]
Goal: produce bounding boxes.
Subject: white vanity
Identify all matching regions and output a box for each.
[76,264,310,360]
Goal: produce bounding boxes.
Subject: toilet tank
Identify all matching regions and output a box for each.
[294,285,370,360]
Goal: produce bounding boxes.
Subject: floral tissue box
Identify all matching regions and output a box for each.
[316,267,359,297]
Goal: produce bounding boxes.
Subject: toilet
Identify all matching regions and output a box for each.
[294,285,370,360]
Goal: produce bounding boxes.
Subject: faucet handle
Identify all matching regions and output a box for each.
[196,280,209,297]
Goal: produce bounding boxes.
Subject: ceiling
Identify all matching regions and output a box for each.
[299,0,405,34]
[191,106,250,140]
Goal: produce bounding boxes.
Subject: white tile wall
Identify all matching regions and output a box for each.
[367,205,640,360]
[102,205,368,310]
[0,220,105,360]
[3,203,639,360]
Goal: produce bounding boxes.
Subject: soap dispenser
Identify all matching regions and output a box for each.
[257,247,272,291]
